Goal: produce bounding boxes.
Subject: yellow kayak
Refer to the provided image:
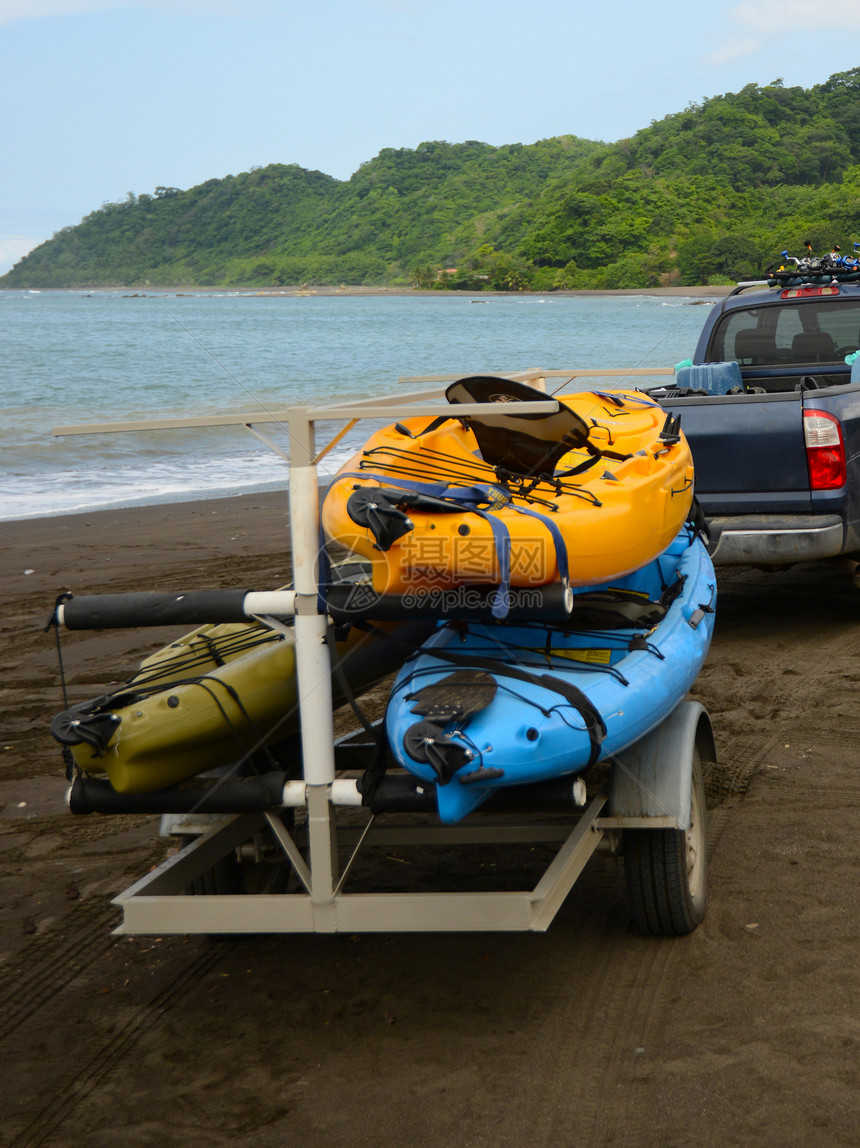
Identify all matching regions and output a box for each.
[322,377,694,600]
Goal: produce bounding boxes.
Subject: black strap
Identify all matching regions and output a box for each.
[427,649,607,767]
[358,621,607,767]
[325,629,379,740]
[686,495,710,545]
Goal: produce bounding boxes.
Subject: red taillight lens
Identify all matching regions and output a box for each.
[804,409,846,490]
[781,286,840,298]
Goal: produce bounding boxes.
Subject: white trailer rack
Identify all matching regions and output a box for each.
[55,367,715,937]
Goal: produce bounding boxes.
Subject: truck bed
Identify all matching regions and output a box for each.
[652,279,860,568]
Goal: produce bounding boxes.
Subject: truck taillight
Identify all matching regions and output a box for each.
[781,286,840,299]
[803,409,846,490]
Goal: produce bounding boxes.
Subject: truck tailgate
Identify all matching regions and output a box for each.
[658,392,811,515]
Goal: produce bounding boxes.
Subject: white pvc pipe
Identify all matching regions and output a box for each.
[330,779,363,806]
[289,458,336,787]
[279,779,362,807]
[281,781,307,806]
[290,465,324,594]
[292,615,336,786]
[243,590,296,617]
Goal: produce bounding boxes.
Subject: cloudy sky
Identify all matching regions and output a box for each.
[2,0,859,273]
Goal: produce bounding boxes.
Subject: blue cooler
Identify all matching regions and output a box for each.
[674,360,743,395]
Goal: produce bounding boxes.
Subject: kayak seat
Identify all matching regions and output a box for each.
[563,588,668,630]
[445,375,591,478]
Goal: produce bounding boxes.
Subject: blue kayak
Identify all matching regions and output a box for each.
[384,526,716,822]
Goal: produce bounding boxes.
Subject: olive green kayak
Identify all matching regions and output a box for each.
[52,609,427,794]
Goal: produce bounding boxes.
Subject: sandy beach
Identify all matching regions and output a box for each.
[1,493,859,1146]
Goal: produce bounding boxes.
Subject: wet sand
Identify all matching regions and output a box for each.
[1,495,858,1146]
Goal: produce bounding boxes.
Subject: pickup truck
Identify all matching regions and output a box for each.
[651,280,860,572]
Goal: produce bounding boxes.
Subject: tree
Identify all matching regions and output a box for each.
[411,264,437,289]
[4,72,860,290]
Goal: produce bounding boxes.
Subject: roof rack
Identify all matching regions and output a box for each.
[729,280,776,297]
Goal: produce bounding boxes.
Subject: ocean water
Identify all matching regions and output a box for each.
[0,289,716,521]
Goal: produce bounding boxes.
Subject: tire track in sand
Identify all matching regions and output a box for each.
[477,583,860,1145]
[7,942,233,1148]
[0,899,120,1040]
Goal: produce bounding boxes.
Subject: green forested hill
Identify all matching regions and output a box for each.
[5,68,860,290]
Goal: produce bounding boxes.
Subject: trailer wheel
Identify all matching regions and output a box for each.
[623,750,707,936]
[184,850,291,896]
[184,847,245,896]
[183,814,293,896]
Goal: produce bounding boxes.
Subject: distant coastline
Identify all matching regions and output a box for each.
[246,285,732,299]
[1,284,731,299]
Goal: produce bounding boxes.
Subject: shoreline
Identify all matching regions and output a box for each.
[4,287,722,531]
[1,284,731,299]
[248,285,731,299]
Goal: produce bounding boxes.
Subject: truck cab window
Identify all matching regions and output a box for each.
[709,299,860,367]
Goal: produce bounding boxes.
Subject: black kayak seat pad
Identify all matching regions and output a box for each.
[445,376,591,478]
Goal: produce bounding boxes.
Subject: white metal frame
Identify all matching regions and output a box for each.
[56,366,688,935]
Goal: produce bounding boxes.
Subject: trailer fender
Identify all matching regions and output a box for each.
[607,701,716,830]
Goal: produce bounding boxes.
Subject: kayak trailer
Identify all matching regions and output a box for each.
[53,368,716,937]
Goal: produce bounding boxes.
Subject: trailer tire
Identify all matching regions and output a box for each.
[624,750,707,935]
[182,815,293,897]
[184,847,245,896]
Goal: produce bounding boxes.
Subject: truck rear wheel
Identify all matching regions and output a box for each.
[623,750,707,935]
